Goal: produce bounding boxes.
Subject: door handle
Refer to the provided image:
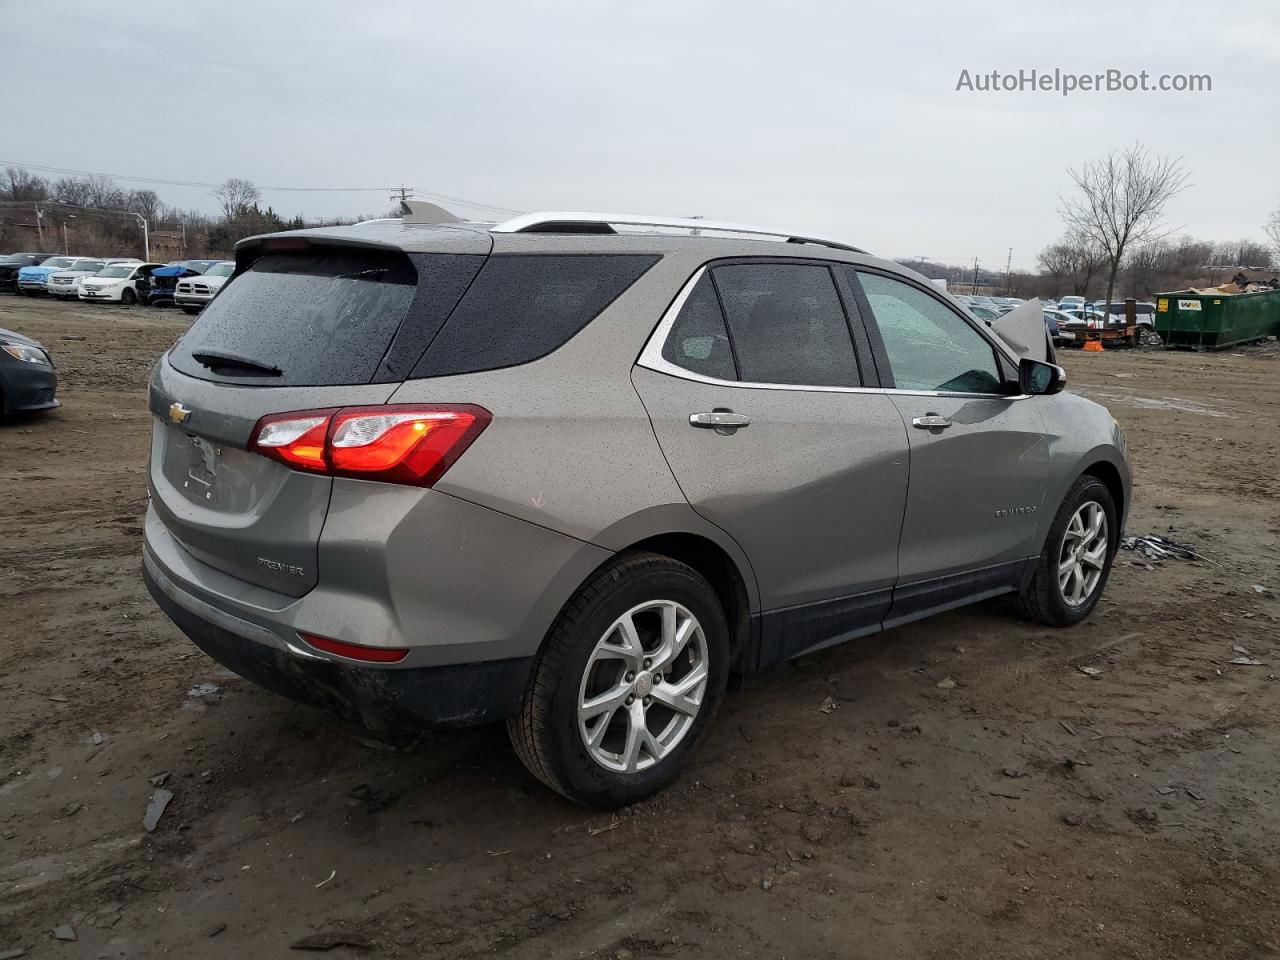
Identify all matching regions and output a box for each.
[912,415,952,430]
[689,412,751,428]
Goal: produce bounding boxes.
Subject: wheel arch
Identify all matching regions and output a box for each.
[1080,457,1128,531]
[584,504,760,673]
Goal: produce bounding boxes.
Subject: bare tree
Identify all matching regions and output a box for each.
[213,178,261,222]
[1037,232,1106,297]
[1264,206,1280,266]
[126,189,162,225]
[1061,144,1190,308]
[1,166,49,201]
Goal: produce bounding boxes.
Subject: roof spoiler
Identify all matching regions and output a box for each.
[399,200,463,225]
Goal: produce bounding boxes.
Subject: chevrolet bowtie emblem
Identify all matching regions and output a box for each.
[169,402,192,424]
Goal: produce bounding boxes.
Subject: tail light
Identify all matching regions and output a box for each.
[249,404,490,487]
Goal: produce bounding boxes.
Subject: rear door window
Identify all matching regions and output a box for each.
[413,254,659,377]
[169,250,419,386]
[712,263,860,387]
[661,274,737,381]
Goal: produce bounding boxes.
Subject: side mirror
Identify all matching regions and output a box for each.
[1019,357,1066,395]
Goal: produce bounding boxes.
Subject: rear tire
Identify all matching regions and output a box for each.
[508,552,730,807]
[1017,476,1117,627]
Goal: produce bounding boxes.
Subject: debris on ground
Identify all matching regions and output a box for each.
[51,925,76,942]
[1120,534,1211,563]
[935,677,957,690]
[289,931,374,951]
[0,948,29,959]
[817,695,838,714]
[1229,657,1265,666]
[143,788,174,832]
[1079,665,1103,676]
[346,783,400,814]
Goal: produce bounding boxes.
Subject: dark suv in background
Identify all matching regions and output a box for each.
[0,253,58,294]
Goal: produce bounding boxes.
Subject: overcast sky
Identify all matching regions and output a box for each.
[3,0,1276,270]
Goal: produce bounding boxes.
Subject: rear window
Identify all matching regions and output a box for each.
[169,251,418,386]
[412,254,659,378]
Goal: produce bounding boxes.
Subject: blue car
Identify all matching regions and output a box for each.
[145,260,222,306]
[16,256,96,296]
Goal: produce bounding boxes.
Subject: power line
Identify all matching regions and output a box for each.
[0,159,522,215]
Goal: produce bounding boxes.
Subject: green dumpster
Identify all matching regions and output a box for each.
[1154,288,1280,350]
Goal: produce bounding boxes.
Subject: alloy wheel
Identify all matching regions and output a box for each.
[577,600,709,773]
[1058,501,1108,606]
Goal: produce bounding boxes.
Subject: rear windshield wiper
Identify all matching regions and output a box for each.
[190,350,282,377]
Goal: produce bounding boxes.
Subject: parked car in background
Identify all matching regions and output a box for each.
[142,208,1129,807]
[1062,308,1106,326]
[146,260,223,306]
[173,260,235,314]
[969,305,1001,321]
[46,258,121,299]
[1043,309,1078,347]
[1058,296,1086,311]
[17,256,94,296]
[0,325,58,417]
[79,262,165,305]
[1091,302,1156,327]
[0,253,58,294]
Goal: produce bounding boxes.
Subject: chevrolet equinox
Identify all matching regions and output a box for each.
[143,204,1130,807]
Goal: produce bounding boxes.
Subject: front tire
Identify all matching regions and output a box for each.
[508,552,730,807]
[1017,476,1117,626]
[181,305,200,315]
[121,288,137,306]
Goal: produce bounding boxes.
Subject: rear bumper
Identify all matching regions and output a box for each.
[0,363,59,414]
[144,557,532,729]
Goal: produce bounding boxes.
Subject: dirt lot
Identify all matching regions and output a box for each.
[1,295,1278,960]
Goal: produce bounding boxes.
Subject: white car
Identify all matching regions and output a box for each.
[46,258,107,299]
[79,261,164,306]
[174,261,235,315]
[48,257,141,299]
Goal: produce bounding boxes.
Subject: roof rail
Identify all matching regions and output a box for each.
[490,212,867,254]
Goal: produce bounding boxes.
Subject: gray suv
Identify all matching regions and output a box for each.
[143,206,1130,807]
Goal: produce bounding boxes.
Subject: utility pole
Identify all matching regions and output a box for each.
[971,257,980,295]
[390,185,414,206]
[33,203,45,247]
[1004,247,1013,296]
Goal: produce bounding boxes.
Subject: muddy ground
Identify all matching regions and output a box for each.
[1,295,1278,960]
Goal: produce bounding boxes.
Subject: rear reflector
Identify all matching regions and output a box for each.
[299,632,409,663]
[248,404,491,487]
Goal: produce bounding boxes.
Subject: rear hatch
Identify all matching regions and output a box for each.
[147,231,491,595]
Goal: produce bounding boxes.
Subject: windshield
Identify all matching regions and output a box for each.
[205,262,235,278]
[182,261,216,274]
[41,257,75,269]
[72,261,104,272]
[98,265,134,279]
